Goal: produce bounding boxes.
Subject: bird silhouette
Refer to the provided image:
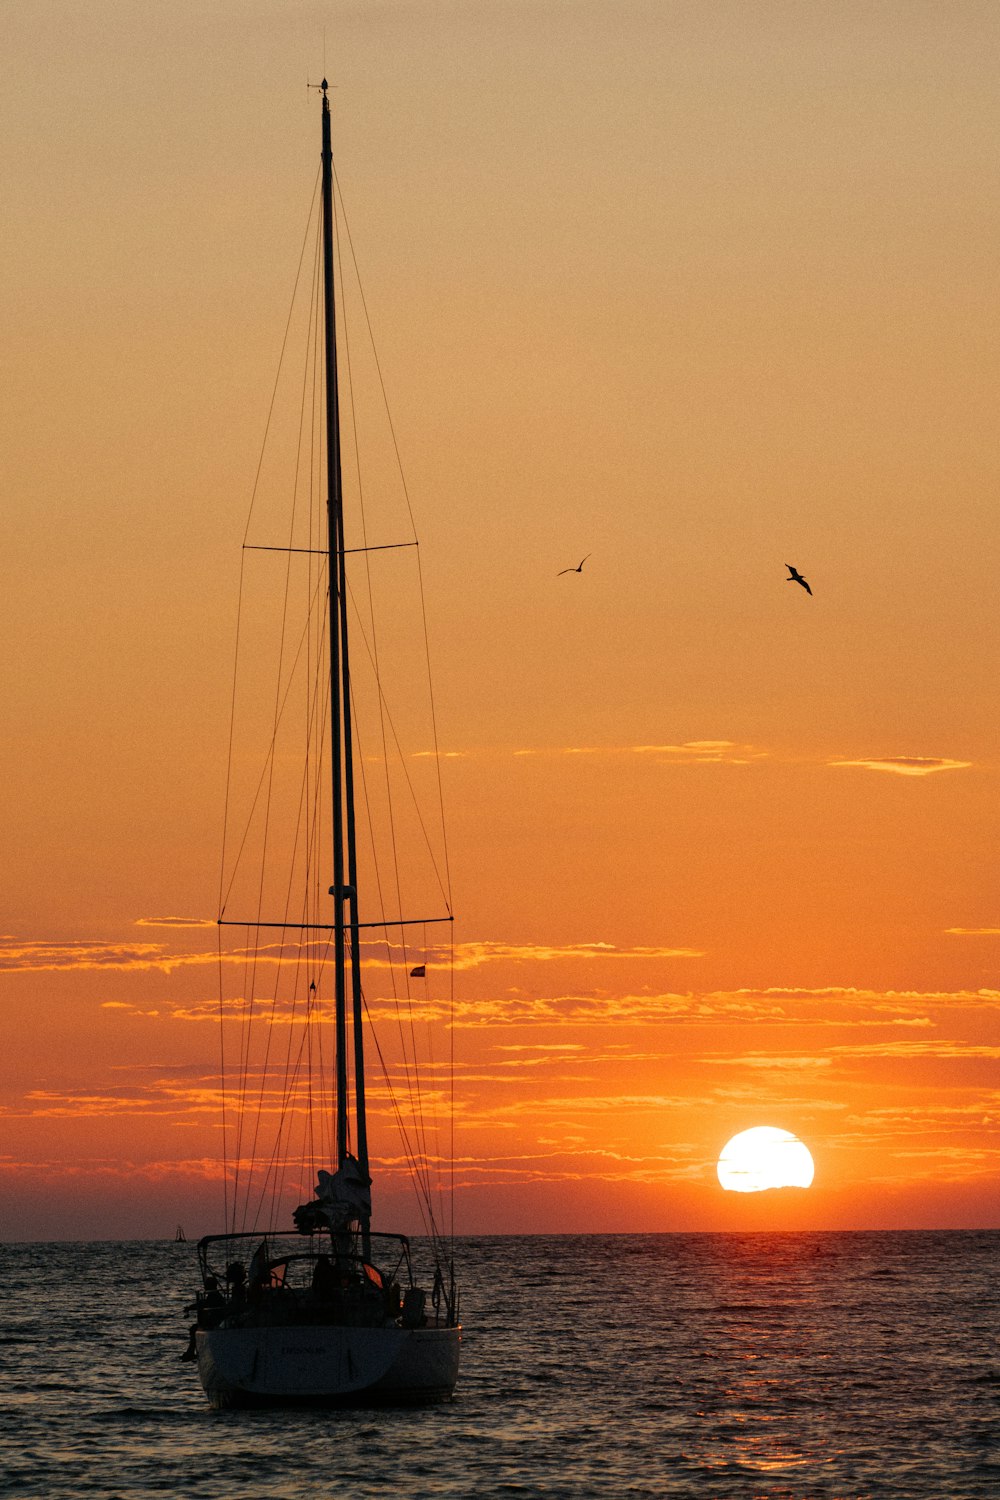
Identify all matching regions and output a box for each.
[785,564,812,595]
[558,554,591,576]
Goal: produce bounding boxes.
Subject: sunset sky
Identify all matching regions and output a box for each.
[4,0,999,1241]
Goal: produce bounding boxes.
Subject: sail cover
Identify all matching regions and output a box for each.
[294,1155,372,1232]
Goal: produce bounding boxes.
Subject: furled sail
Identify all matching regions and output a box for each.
[293,1156,373,1233]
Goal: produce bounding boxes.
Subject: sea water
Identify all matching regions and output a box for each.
[0,1232,997,1498]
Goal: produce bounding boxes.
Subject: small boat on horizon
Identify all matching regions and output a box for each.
[181,81,460,1410]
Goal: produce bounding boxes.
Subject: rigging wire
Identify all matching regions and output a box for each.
[331,169,449,1222]
[344,584,451,908]
[333,161,457,1245]
[230,581,327,1229]
[332,163,454,910]
[216,146,457,1259]
[218,167,321,912]
[349,681,437,1216]
[238,198,328,1234]
[362,986,444,1242]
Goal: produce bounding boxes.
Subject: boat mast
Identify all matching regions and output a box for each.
[320,82,370,1231]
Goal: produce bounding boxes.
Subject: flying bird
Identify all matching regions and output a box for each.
[785,564,812,595]
[558,554,591,576]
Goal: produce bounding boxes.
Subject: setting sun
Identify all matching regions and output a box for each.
[717,1128,816,1194]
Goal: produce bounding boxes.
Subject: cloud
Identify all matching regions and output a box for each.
[854,1099,1000,1127]
[705,1053,833,1073]
[0,1156,229,1183]
[445,985,998,1031]
[7,1074,450,1125]
[0,933,380,980]
[430,1145,705,1187]
[159,983,1000,1035]
[448,991,768,1028]
[2,927,709,987]
[728,986,1000,1014]
[493,1043,586,1052]
[449,940,704,969]
[829,756,971,777]
[0,938,197,975]
[1,938,300,978]
[700,1031,1000,1077]
[510,741,764,765]
[135,916,218,929]
[0,1142,701,1192]
[11,1076,226,1119]
[630,741,765,765]
[828,1039,1000,1061]
[713,1088,848,1112]
[413,743,980,779]
[482,1091,698,1119]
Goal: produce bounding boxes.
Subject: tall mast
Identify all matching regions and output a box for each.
[320,82,349,1169]
[320,83,370,1226]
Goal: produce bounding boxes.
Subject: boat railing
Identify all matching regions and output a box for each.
[190,1228,458,1330]
[192,1230,411,1317]
[197,1228,406,1274]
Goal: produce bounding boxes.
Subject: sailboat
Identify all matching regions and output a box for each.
[183,82,461,1409]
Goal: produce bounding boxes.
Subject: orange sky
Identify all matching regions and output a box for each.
[3,1,999,1240]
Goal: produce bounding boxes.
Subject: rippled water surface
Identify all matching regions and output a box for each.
[1,1232,998,1497]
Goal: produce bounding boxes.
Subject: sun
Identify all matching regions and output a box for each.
[717,1126,815,1193]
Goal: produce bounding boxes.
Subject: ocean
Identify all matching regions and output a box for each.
[1,1232,997,1497]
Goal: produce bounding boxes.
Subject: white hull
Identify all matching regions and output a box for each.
[196,1322,460,1409]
